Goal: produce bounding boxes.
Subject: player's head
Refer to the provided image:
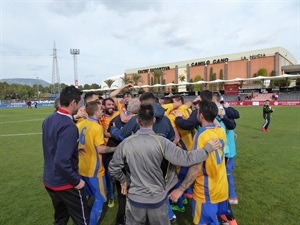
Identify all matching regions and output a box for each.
[84,91,99,104]
[85,101,102,118]
[139,92,156,105]
[197,100,218,123]
[212,92,222,104]
[199,90,213,101]
[138,89,145,97]
[102,97,116,115]
[59,86,83,115]
[161,96,173,104]
[137,104,155,128]
[123,92,132,104]
[127,98,140,114]
[171,95,184,104]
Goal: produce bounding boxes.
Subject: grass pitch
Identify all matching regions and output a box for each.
[0,106,299,225]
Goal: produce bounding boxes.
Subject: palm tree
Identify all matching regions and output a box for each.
[131,73,144,86]
[152,69,164,84]
[104,79,115,88]
[120,75,132,85]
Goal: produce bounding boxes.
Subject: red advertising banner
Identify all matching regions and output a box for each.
[224,84,239,95]
[227,100,300,106]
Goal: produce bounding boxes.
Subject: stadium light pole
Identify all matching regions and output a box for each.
[70,49,80,88]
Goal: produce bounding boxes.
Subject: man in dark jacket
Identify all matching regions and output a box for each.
[261,99,274,132]
[42,86,89,225]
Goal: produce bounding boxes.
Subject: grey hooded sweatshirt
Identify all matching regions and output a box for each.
[109,128,215,205]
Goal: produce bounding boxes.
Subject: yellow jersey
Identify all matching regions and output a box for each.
[77,118,105,177]
[177,105,194,151]
[193,124,228,203]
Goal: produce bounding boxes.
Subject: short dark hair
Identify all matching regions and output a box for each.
[137,104,154,127]
[162,97,173,104]
[59,86,82,107]
[85,101,101,116]
[200,90,213,101]
[213,92,221,103]
[198,100,218,123]
[171,95,184,103]
[84,91,98,102]
[139,92,156,104]
[123,91,132,98]
[138,89,145,95]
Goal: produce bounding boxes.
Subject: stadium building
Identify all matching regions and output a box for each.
[124,46,298,88]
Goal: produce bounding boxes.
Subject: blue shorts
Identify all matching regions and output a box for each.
[192,199,228,225]
[81,176,107,202]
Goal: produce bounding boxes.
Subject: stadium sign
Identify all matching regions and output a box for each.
[191,58,229,67]
[138,66,171,74]
[241,53,266,60]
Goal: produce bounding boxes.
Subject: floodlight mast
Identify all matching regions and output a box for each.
[51,42,61,94]
[70,49,80,88]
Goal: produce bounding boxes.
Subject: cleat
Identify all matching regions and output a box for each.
[171,205,185,212]
[229,198,238,205]
[108,198,115,208]
[170,215,177,224]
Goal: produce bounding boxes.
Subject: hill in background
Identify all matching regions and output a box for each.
[0,78,51,87]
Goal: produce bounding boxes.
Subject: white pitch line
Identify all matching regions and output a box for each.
[0,132,42,137]
[0,119,43,124]
[0,112,50,118]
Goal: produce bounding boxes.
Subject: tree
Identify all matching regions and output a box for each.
[83,84,92,89]
[256,68,268,88]
[179,74,185,82]
[171,81,178,93]
[273,79,290,87]
[152,70,164,84]
[209,68,217,90]
[269,70,276,88]
[131,73,143,85]
[104,79,115,88]
[218,69,224,90]
[120,74,132,85]
[90,83,100,89]
[257,68,268,76]
[193,75,203,92]
[187,79,193,92]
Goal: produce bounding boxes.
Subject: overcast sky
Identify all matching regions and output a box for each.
[1,0,299,86]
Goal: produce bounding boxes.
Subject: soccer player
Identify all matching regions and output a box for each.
[167,95,194,212]
[169,100,229,225]
[42,86,89,225]
[76,101,116,225]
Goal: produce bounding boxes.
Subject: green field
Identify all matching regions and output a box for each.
[0,106,299,225]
